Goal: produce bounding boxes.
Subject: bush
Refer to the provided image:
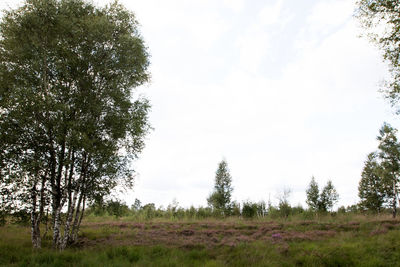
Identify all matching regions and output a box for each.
[278,201,291,218]
[196,207,213,219]
[291,205,304,216]
[231,201,241,217]
[338,206,346,214]
[242,201,258,218]
[106,200,130,218]
[141,203,157,219]
[11,209,30,225]
[0,211,6,226]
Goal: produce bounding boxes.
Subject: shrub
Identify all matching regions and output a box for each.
[242,201,258,218]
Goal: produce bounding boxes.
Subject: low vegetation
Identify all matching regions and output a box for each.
[1,213,400,266]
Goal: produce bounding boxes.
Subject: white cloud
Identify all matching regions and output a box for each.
[295,0,356,51]
[235,28,271,73]
[307,0,355,29]
[234,1,293,75]
[258,0,284,26]
[223,0,245,13]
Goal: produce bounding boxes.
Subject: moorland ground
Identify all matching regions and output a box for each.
[1,214,400,266]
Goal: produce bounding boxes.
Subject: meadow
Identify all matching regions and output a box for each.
[1,214,400,266]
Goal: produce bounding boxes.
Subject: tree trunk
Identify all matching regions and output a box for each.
[67,150,75,215]
[72,195,86,243]
[71,155,89,244]
[34,172,47,249]
[71,191,83,243]
[52,205,62,249]
[51,137,68,249]
[49,146,57,227]
[393,180,397,218]
[60,152,87,249]
[60,190,79,249]
[30,180,39,249]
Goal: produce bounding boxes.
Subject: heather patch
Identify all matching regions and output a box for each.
[2,217,400,266]
[76,220,344,249]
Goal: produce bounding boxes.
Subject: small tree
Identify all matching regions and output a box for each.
[131,198,142,211]
[106,199,129,218]
[277,187,292,218]
[306,176,320,211]
[231,201,241,216]
[320,180,339,212]
[207,160,233,216]
[376,123,400,217]
[257,200,267,217]
[305,177,339,212]
[358,152,386,213]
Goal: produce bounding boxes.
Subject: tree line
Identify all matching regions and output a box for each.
[207,160,340,217]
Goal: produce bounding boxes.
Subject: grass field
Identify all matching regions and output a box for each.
[1,214,400,266]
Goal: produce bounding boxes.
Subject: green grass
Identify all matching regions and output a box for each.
[1,215,400,266]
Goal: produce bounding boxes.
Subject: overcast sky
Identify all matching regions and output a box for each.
[1,0,398,209]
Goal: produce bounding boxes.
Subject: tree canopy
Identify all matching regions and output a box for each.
[358,152,386,212]
[356,0,400,110]
[358,123,400,216]
[306,176,319,211]
[207,160,233,216]
[0,0,150,249]
[305,177,339,212]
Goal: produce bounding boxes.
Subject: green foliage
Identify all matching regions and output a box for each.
[84,197,306,220]
[320,180,339,212]
[276,187,292,218]
[377,123,400,217]
[0,0,151,248]
[346,204,361,213]
[358,152,386,212]
[306,176,320,211]
[377,123,400,176]
[359,123,400,217]
[10,209,31,226]
[305,177,339,212]
[242,201,258,218]
[207,160,234,216]
[194,207,213,219]
[105,200,130,218]
[0,213,5,227]
[356,0,400,111]
[131,198,142,211]
[291,204,305,216]
[338,205,346,214]
[231,201,241,217]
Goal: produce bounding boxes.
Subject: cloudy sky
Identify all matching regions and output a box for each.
[1,0,398,209]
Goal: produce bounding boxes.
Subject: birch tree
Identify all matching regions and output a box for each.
[306,176,320,211]
[305,177,339,212]
[358,152,386,213]
[356,0,400,111]
[376,123,400,217]
[207,160,233,216]
[319,180,339,212]
[0,0,150,249]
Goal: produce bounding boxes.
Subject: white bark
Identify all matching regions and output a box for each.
[52,205,62,249]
